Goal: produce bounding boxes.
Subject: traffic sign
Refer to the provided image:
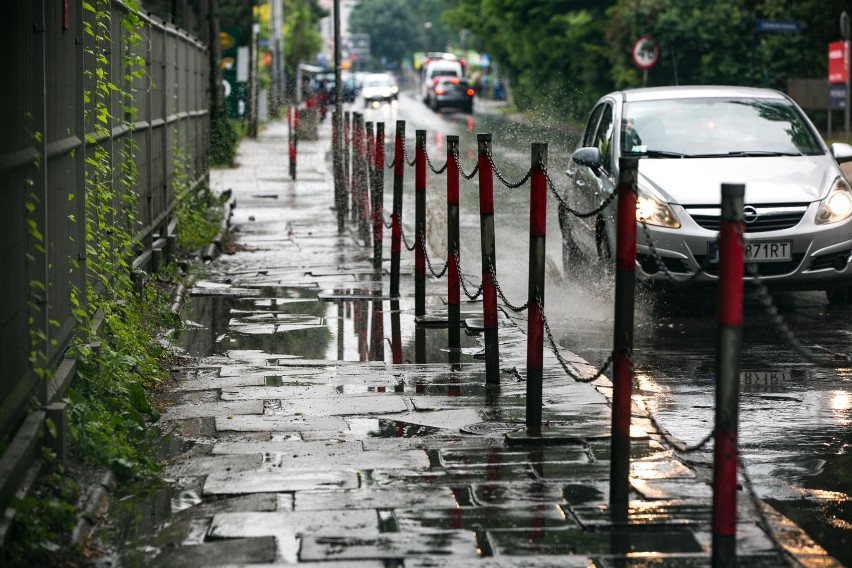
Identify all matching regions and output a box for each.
[755,19,801,33]
[829,40,850,84]
[829,84,847,110]
[632,36,659,70]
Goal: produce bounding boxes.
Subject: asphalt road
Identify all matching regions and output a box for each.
[365,88,852,564]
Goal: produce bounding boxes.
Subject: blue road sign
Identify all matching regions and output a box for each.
[755,19,801,33]
[830,84,848,110]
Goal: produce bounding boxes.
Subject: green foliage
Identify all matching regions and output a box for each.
[174,136,227,254]
[349,0,456,68]
[5,466,83,566]
[210,115,241,167]
[65,285,176,482]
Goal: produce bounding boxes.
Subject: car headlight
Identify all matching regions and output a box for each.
[816,178,852,225]
[391,86,398,94]
[636,192,681,228]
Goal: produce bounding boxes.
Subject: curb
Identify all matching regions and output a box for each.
[71,471,116,547]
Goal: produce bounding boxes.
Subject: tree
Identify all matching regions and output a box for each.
[349,0,455,69]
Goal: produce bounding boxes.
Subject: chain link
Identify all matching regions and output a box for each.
[489,262,528,312]
[399,223,417,252]
[538,296,611,383]
[452,147,479,180]
[383,214,393,230]
[488,150,532,189]
[402,143,416,167]
[747,263,848,366]
[543,164,617,219]
[638,220,709,286]
[454,250,483,300]
[421,235,449,278]
[737,455,803,567]
[425,148,448,175]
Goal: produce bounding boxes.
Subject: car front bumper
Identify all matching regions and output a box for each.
[636,203,852,290]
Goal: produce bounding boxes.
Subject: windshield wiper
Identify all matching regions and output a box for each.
[725,150,803,157]
[628,149,689,159]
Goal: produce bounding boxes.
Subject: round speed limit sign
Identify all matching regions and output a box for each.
[632,36,659,70]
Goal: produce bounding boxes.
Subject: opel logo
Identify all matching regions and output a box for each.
[743,206,759,224]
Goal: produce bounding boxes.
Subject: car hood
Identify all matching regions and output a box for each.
[638,156,838,205]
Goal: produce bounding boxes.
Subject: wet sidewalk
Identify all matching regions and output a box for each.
[132,115,839,566]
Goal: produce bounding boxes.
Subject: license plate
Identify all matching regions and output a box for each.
[707,240,792,263]
[740,370,789,385]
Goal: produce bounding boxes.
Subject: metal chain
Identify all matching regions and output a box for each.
[538,296,611,383]
[421,235,449,278]
[383,214,393,230]
[543,165,618,219]
[489,262,528,312]
[638,220,709,286]
[424,148,448,175]
[747,263,848,366]
[386,155,396,169]
[452,147,479,180]
[738,455,803,568]
[403,143,416,167]
[488,151,532,189]
[454,250,483,300]
[399,223,417,252]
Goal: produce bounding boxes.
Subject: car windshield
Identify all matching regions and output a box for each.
[621,97,823,158]
[365,76,393,88]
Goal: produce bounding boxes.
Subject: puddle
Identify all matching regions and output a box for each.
[346,418,444,439]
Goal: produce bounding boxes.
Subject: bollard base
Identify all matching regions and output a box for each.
[414,314,449,328]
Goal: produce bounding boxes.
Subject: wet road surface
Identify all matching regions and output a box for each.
[107,90,847,565]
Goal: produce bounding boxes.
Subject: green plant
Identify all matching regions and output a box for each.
[4,451,83,566]
[210,114,240,167]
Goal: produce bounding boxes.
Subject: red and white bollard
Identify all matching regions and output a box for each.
[526,143,548,435]
[477,133,499,385]
[712,183,745,567]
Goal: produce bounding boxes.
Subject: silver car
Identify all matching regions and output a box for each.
[559,86,852,303]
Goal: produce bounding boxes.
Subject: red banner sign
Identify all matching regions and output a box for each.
[829,40,850,84]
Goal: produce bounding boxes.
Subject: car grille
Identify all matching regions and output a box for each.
[685,204,808,233]
[636,253,691,274]
[692,254,805,276]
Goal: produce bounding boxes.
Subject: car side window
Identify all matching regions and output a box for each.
[594,104,615,172]
[583,105,605,148]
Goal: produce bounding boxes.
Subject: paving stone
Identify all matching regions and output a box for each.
[299,531,479,561]
[164,454,263,477]
[294,487,458,511]
[395,504,577,532]
[172,374,267,391]
[364,464,534,487]
[630,458,696,480]
[472,482,567,506]
[439,447,589,468]
[361,437,504,452]
[215,414,348,432]
[264,394,409,416]
[149,536,276,567]
[570,500,711,529]
[404,558,589,568]
[486,527,704,556]
[631,479,714,500]
[382,408,484,430]
[203,469,358,495]
[160,400,264,421]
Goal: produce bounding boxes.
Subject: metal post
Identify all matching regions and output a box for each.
[526,143,548,435]
[447,135,461,369]
[712,183,745,567]
[333,0,342,122]
[477,134,499,385]
[373,123,385,269]
[288,106,296,180]
[610,157,638,521]
[415,130,427,318]
[390,120,405,297]
[361,120,375,246]
[358,115,370,243]
[333,109,344,232]
[343,111,351,221]
[352,112,362,228]
[390,300,403,364]
[292,106,299,180]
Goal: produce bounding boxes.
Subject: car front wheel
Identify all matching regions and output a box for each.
[558,204,588,278]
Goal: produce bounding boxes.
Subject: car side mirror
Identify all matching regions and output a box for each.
[572,147,604,175]
[830,142,852,164]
